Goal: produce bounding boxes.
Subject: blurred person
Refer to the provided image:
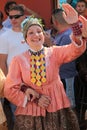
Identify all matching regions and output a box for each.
[4,3,87,130]
[75,0,87,19]
[0,11,9,35]
[0,5,29,130]
[0,68,7,130]
[52,8,77,108]
[3,1,41,29]
[83,0,87,19]
[0,10,9,130]
[75,49,87,128]
[3,0,17,28]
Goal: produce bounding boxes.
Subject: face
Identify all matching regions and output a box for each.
[76,2,86,14]
[9,10,25,29]
[26,25,44,51]
[52,15,58,30]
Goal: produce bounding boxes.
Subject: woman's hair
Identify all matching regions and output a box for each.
[21,16,44,40]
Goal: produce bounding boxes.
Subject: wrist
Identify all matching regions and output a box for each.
[71,21,82,36]
[21,83,31,92]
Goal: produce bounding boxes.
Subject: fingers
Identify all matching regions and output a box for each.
[79,15,87,37]
[79,15,87,28]
[25,90,31,101]
[62,3,78,24]
[25,88,39,101]
[38,102,49,108]
[62,3,77,14]
[79,15,87,22]
[38,95,51,108]
[31,94,37,101]
[62,4,70,14]
[25,88,51,108]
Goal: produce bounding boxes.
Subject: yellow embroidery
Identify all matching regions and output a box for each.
[29,49,46,86]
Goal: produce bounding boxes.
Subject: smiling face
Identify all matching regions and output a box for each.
[26,25,45,51]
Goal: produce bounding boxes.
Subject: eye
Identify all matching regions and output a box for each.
[37,30,43,34]
[38,30,42,33]
[28,31,34,35]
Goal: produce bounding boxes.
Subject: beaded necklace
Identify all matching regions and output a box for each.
[29,48,46,86]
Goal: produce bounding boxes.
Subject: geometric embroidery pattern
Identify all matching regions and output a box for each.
[29,48,46,86]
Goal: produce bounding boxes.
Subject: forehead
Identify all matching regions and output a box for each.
[28,25,42,31]
[77,2,86,6]
[9,10,21,15]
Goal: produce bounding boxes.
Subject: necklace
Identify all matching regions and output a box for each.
[29,48,46,86]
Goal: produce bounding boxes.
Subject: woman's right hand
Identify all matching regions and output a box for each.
[38,95,51,108]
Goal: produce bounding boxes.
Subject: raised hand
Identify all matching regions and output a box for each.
[62,3,78,24]
[79,15,87,38]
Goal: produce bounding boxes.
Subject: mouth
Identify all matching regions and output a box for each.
[32,38,41,42]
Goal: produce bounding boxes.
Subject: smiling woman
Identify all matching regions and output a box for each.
[4,3,87,129]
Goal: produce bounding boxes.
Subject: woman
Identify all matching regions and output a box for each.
[4,4,87,130]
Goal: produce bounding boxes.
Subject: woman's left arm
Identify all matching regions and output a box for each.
[53,3,86,65]
[62,3,87,44]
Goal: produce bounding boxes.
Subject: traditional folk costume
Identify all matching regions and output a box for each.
[4,9,87,129]
[4,41,86,130]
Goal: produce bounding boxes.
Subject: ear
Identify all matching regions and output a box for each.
[52,16,58,25]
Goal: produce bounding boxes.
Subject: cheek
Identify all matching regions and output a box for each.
[42,36,45,43]
[26,37,30,44]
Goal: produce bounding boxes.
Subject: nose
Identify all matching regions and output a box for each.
[33,32,40,37]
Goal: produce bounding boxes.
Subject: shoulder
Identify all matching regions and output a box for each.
[0,29,12,38]
[12,51,28,62]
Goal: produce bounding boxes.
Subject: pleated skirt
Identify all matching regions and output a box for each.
[14,107,80,130]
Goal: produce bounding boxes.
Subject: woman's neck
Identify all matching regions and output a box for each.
[29,46,43,52]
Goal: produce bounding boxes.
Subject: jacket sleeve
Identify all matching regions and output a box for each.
[4,57,27,107]
[53,39,86,66]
